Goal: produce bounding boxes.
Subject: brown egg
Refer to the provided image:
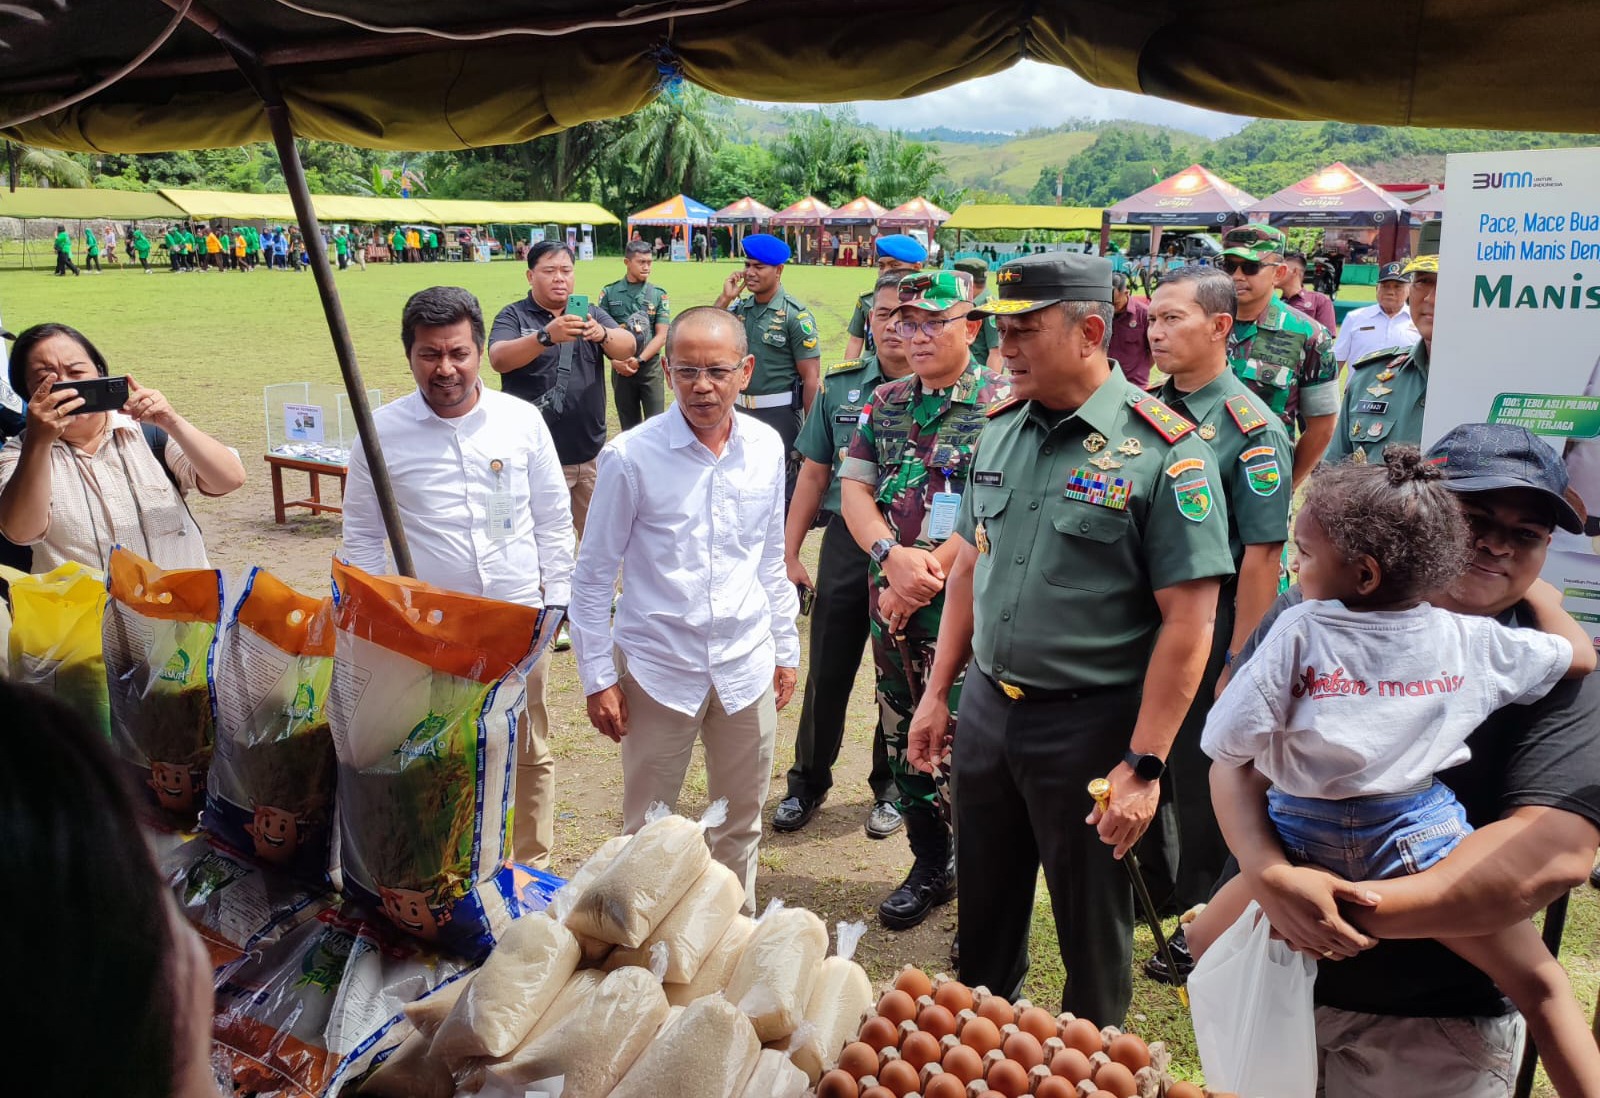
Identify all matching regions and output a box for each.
[1001,1029,1044,1070]
[877,1058,920,1098]
[1086,1092,1119,1098]
[917,1003,958,1040]
[932,979,974,1014]
[860,1088,896,1098]
[976,994,1016,1028]
[922,1072,967,1098]
[985,1058,1030,1098]
[1034,1077,1076,1098]
[816,1068,859,1098]
[1093,1060,1138,1098]
[1166,1083,1206,1098]
[1048,1046,1093,1083]
[1061,1017,1104,1057]
[1106,1032,1150,1073]
[941,1043,984,1084]
[838,1041,879,1080]
[899,1030,941,1073]
[859,1014,899,1051]
[893,965,933,1000]
[1017,1005,1058,1045]
[959,1015,1002,1055]
[877,988,918,1026]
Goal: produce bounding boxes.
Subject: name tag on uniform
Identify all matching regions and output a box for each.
[487,489,515,540]
[1355,399,1389,415]
[972,470,1004,487]
[835,412,859,425]
[928,492,961,540]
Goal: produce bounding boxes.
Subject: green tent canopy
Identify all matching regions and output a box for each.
[0,187,185,220]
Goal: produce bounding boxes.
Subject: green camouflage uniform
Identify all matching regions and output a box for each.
[839,363,1009,818]
[1227,296,1340,436]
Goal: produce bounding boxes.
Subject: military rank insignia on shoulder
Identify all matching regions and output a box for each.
[828,358,864,374]
[1350,345,1408,373]
[1224,394,1270,435]
[985,396,1023,418]
[1130,394,1195,443]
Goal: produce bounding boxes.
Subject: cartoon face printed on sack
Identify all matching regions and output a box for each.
[379,885,446,941]
[245,804,302,865]
[148,761,202,815]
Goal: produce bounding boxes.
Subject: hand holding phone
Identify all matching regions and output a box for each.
[50,375,128,415]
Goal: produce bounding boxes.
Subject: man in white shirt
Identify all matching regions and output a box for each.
[341,286,574,869]
[571,306,801,913]
[1332,262,1419,369]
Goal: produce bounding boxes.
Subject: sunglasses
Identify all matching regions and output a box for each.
[1220,258,1271,276]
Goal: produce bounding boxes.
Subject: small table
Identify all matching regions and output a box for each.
[264,453,347,524]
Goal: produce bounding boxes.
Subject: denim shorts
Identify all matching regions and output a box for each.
[1267,779,1471,881]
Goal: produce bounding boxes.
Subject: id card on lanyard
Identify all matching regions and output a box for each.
[487,459,514,540]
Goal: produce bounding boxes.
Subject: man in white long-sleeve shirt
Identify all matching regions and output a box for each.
[571,306,800,912]
[341,286,574,869]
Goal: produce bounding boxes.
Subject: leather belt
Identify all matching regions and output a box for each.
[981,670,1133,705]
[739,391,796,410]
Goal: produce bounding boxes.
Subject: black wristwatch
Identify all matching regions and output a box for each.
[869,537,898,565]
[1124,749,1166,782]
[536,328,554,348]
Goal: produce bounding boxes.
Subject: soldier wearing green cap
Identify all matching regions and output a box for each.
[1327,219,1441,466]
[1219,223,1339,488]
[956,257,1003,371]
[840,268,1009,931]
[905,251,1234,1022]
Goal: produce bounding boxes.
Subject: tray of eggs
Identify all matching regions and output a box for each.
[812,966,1233,1098]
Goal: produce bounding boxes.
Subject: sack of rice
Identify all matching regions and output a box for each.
[664,913,754,1007]
[485,965,670,1097]
[724,901,828,1042]
[2,560,109,737]
[548,834,632,967]
[102,547,222,829]
[788,920,873,1082]
[428,914,580,1062]
[605,857,742,981]
[161,834,329,972]
[563,802,724,948]
[329,560,541,960]
[739,1048,810,1098]
[206,567,337,884]
[607,994,760,1098]
[401,973,473,1040]
[351,1027,453,1098]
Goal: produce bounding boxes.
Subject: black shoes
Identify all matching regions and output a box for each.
[866,799,904,839]
[878,859,957,930]
[1142,926,1196,985]
[772,794,825,833]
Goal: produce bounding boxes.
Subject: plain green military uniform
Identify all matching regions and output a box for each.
[782,354,898,810]
[954,371,1235,1023]
[969,291,1000,363]
[727,285,821,493]
[1329,339,1430,465]
[600,275,672,431]
[846,289,876,353]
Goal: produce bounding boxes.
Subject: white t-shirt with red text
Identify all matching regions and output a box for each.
[1202,598,1571,798]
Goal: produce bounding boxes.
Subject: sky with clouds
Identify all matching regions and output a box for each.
[757,59,1250,139]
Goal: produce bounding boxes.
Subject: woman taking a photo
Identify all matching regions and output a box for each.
[0,323,245,572]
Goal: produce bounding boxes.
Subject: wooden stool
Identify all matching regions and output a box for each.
[264,453,348,524]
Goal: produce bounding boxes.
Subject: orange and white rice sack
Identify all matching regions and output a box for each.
[665,912,755,1006]
[739,1048,810,1098]
[607,993,761,1098]
[427,911,580,1062]
[562,801,725,948]
[605,856,743,981]
[778,920,873,1083]
[725,900,829,1042]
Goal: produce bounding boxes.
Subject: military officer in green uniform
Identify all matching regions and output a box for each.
[1219,223,1339,489]
[1143,265,1294,931]
[714,233,823,500]
[907,252,1234,1023]
[841,269,1010,931]
[1328,219,1441,465]
[776,272,913,840]
[957,257,1003,371]
[844,234,926,359]
[600,239,673,429]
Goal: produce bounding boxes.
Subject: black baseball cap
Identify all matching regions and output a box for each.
[969,252,1113,316]
[1426,423,1585,534]
[1377,261,1412,283]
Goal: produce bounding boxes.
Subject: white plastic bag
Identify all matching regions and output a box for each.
[1189,901,1318,1098]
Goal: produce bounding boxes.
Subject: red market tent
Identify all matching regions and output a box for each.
[1246,162,1411,228]
[878,196,953,234]
[1105,164,1256,228]
[711,196,777,225]
[770,196,834,226]
[822,196,890,228]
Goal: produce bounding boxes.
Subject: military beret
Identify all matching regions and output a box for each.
[953,257,989,278]
[742,233,791,265]
[875,233,928,264]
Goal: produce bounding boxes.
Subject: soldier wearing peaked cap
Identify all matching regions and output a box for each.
[715,232,823,501]
[845,233,927,360]
[906,250,1235,1023]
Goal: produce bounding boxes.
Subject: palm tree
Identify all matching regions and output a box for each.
[769,108,868,207]
[619,85,726,203]
[865,132,945,208]
[5,140,89,189]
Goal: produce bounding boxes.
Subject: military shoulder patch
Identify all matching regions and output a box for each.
[828,358,865,374]
[1349,345,1409,373]
[1224,394,1270,435]
[986,396,1023,418]
[1131,395,1196,444]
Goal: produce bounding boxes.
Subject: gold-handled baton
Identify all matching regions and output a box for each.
[1089,778,1189,1008]
[893,631,924,709]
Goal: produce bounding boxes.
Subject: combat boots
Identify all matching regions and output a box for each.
[878,807,956,930]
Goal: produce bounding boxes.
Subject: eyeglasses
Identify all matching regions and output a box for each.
[1220,258,1272,276]
[668,365,741,384]
[892,315,965,339]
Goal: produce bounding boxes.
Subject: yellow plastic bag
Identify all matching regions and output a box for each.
[2,561,110,738]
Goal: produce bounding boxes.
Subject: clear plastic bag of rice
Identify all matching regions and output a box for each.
[665,913,754,1007]
[428,914,580,1062]
[724,901,829,1042]
[739,1047,810,1098]
[605,857,742,982]
[563,802,724,948]
[607,993,760,1098]
[351,1027,453,1098]
[787,920,873,1082]
[549,834,632,966]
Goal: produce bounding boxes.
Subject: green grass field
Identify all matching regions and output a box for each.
[0,257,1590,1093]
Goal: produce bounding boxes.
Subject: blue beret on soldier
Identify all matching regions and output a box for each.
[875,233,928,264]
[742,233,791,265]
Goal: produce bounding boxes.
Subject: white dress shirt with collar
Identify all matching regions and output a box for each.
[571,403,801,717]
[1331,301,1419,365]
[341,385,574,608]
